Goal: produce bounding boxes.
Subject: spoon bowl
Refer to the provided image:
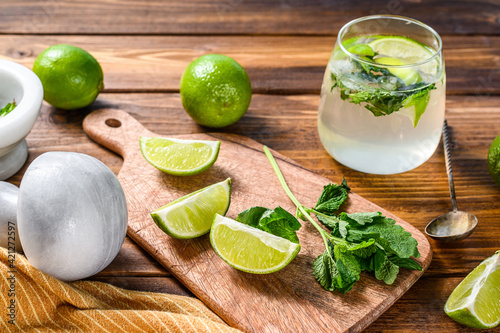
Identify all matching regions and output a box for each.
[425,120,478,241]
[425,211,478,242]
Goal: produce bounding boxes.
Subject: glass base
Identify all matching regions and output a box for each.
[0,140,28,180]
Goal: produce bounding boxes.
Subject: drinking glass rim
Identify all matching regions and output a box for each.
[338,15,443,69]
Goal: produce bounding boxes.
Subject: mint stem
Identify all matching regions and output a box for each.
[263,146,331,250]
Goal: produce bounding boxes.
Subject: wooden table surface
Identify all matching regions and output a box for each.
[2,1,499,332]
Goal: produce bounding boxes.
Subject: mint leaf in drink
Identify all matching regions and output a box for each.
[331,61,437,127]
[402,84,436,127]
[0,99,16,117]
[237,206,301,244]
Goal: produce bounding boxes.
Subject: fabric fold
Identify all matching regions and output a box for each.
[0,247,241,332]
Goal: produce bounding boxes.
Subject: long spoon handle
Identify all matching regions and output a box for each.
[443,119,458,212]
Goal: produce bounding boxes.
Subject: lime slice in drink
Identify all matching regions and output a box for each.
[374,57,421,86]
[140,136,220,176]
[444,250,500,329]
[369,36,435,64]
[369,35,438,79]
[151,178,231,239]
[210,214,301,274]
[346,44,375,57]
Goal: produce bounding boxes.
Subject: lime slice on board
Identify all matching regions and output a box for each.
[444,250,500,329]
[210,214,301,274]
[151,178,231,239]
[140,136,220,176]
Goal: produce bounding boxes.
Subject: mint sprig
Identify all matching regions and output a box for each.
[262,146,422,294]
[0,99,16,117]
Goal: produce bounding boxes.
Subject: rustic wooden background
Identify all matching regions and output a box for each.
[1,0,499,331]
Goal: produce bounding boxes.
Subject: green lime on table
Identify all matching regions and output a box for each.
[33,44,104,110]
[444,250,500,329]
[210,214,301,274]
[140,136,220,176]
[151,178,231,239]
[180,54,252,128]
[487,134,500,186]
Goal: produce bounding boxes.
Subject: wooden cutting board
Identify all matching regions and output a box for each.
[83,109,432,333]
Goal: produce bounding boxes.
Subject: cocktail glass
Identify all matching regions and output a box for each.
[318,15,445,174]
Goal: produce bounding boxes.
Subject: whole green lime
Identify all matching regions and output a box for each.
[33,44,104,110]
[180,54,251,128]
[488,134,500,186]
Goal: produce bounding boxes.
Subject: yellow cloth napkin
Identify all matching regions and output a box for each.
[0,248,242,332]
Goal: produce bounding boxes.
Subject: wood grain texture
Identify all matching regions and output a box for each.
[0,0,498,35]
[80,108,431,333]
[7,92,500,331]
[0,35,499,95]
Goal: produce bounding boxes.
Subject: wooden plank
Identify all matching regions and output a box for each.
[88,276,194,297]
[0,0,497,35]
[365,277,489,332]
[80,108,431,333]
[0,35,498,95]
[95,237,170,277]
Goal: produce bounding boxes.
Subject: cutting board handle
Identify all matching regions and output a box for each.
[83,108,147,159]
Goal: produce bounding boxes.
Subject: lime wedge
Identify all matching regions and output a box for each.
[368,35,435,64]
[140,136,220,176]
[210,214,301,274]
[374,57,421,86]
[444,250,500,329]
[151,178,231,239]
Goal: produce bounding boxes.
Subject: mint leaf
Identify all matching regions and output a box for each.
[338,219,349,239]
[374,253,400,285]
[0,100,16,117]
[237,206,301,244]
[345,229,380,243]
[388,255,422,271]
[334,245,361,294]
[349,89,405,117]
[316,214,340,230]
[236,206,271,227]
[340,211,382,226]
[402,84,436,127]
[313,248,339,291]
[361,217,420,259]
[336,238,377,258]
[314,179,350,214]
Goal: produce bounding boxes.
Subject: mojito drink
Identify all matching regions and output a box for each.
[318,17,445,174]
